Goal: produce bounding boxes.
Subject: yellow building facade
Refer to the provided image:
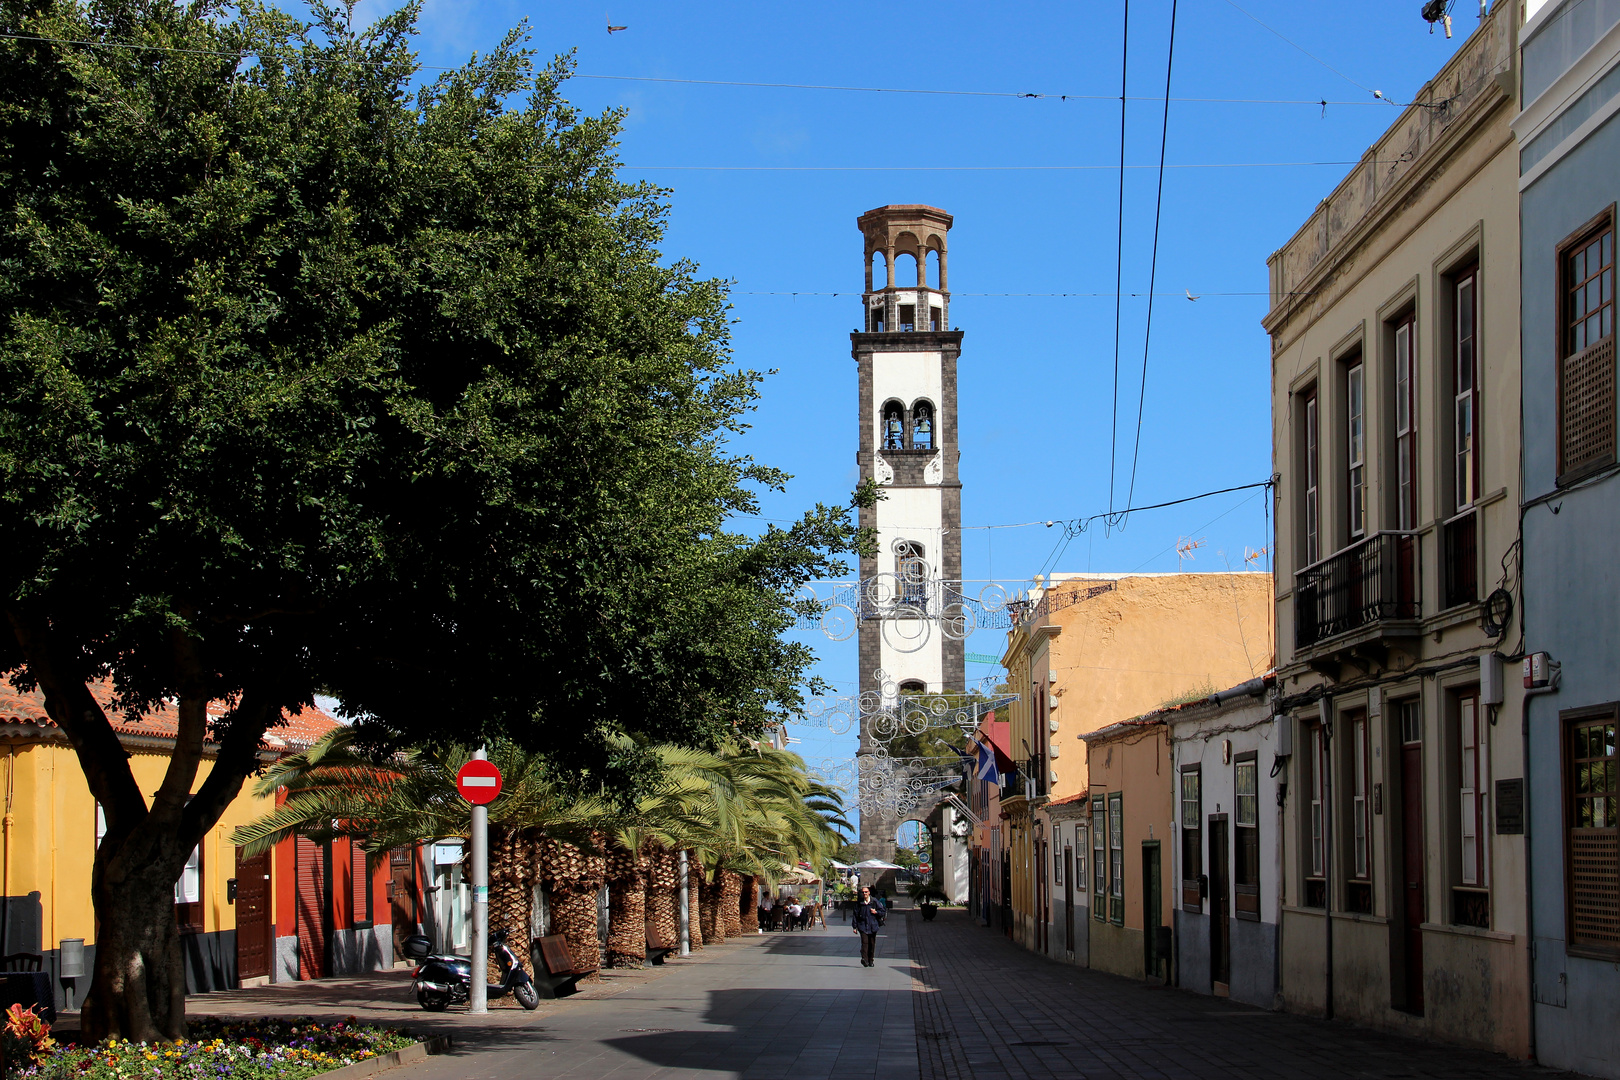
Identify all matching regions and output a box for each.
[996,571,1273,963]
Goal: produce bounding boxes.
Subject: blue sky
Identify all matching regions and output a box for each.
[347,0,1475,826]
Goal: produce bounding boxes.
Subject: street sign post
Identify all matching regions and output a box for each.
[457,754,502,1014]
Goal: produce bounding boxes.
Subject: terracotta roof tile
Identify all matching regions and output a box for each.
[0,675,340,751]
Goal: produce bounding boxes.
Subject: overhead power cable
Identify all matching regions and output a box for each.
[0,31,1388,109]
[1123,0,1180,524]
[617,160,1381,171]
[1107,0,1131,520]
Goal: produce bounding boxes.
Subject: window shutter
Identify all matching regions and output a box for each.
[352,842,370,925]
[1561,336,1616,478]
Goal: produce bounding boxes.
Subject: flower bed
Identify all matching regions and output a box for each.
[17,1016,417,1079]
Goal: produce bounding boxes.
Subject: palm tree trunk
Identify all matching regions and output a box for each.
[605,844,647,968]
[540,836,606,973]
[686,853,705,949]
[698,866,724,944]
[645,847,680,950]
[741,875,761,933]
[720,869,744,937]
[487,826,535,983]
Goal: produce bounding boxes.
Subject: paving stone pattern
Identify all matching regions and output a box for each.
[392,918,917,1080]
[908,907,1581,1080]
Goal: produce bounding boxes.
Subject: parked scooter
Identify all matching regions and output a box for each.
[405,928,540,1011]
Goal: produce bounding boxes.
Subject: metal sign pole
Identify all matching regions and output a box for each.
[678,850,691,956]
[469,747,489,1014]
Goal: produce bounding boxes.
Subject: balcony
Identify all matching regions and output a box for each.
[1294,531,1420,651]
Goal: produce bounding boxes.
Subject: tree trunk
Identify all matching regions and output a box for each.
[539,836,606,973]
[740,876,760,933]
[686,854,704,950]
[79,831,191,1043]
[698,869,724,944]
[720,870,744,938]
[644,847,679,950]
[488,827,536,983]
[605,844,646,968]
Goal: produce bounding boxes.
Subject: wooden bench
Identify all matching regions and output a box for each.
[646,946,673,966]
[531,935,595,999]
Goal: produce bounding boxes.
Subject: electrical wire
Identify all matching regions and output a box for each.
[1122,0,1179,524]
[0,31,1394,109]
[616,160,1380,171]
[1108,0,1131,519]
[1216,0,1385,101]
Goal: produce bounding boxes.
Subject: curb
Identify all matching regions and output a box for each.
[318,1034,453,1080]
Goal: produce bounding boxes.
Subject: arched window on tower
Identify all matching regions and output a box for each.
[896,541,928,608]
[882,402,906,450]
[898,679,927,698]
[911,401,934,450]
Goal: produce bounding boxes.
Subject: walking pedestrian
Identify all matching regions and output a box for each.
[851,885,885,967]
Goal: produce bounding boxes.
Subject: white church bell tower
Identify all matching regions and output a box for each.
[852,204,966,865]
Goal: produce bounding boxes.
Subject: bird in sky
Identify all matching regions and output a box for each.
[607,15,628,33]
[1185,289,1200,302]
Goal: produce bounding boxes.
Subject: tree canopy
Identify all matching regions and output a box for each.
[0,0,863,1039]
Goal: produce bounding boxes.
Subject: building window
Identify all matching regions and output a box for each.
[175,844,203,933]
[1347,359,1367,540]
[1180,766,1202,912]
[1453,269,1478,511]
[1302,387,1320,565]
[1235,755,1260,920]
[896,542,928,608]
[1559,211,1616,479]
[1305,721,1326,908]
[1348,711,1373,914]
[869,304,886,333]
[1452,692,1489,928]
[353,841,373,927]
[1394,315,1418,530]
[1108,792,1124,924]
[882,401,905,450]
[911,401,934,450]
[1566,705,1620,958]
[898,304,916,332]
[930,306,942,331]
[1092,797,1106,922]
[1075,825,1088,892]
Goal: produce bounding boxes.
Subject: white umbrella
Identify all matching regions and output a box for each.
[852,859,905,871]
[830,859,854,870]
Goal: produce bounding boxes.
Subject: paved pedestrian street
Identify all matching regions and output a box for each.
[359,909,1586,1080]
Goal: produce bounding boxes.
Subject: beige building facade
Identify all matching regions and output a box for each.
[996,571,1272,963]
[1262,2,1528,1056]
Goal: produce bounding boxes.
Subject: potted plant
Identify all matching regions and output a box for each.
[907,881,949,920]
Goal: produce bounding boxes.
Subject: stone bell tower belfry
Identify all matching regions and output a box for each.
[852,204,966,867]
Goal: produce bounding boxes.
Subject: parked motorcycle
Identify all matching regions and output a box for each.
[405,928,540,1011]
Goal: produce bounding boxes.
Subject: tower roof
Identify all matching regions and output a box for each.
[856,205,953,232]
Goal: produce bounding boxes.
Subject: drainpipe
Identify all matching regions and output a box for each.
[1522,674,1558,1063]
[2,746,12,960]
[1322,701,1334,1022]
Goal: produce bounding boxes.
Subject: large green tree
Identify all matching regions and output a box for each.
[0,0,863,1040]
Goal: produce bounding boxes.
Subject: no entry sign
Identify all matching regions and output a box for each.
[918,863,932,875]
[456,759,503,805]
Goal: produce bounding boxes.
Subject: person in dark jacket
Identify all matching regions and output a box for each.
[851,885,886,967]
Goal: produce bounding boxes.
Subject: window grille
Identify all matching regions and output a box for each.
[1108,793,1124,924]
[1560,217,1615,480]
[1235,757,1260,919]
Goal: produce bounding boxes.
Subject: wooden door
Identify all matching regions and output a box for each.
[234,848,272,981]
[296,836,328,980]
[1401,740,1425,1013]
[1210,816,1230,986]
[389,848,417,961]
[1063,847,1074,954]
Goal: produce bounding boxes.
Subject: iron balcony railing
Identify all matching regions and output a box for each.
[1294,530,1420,649]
